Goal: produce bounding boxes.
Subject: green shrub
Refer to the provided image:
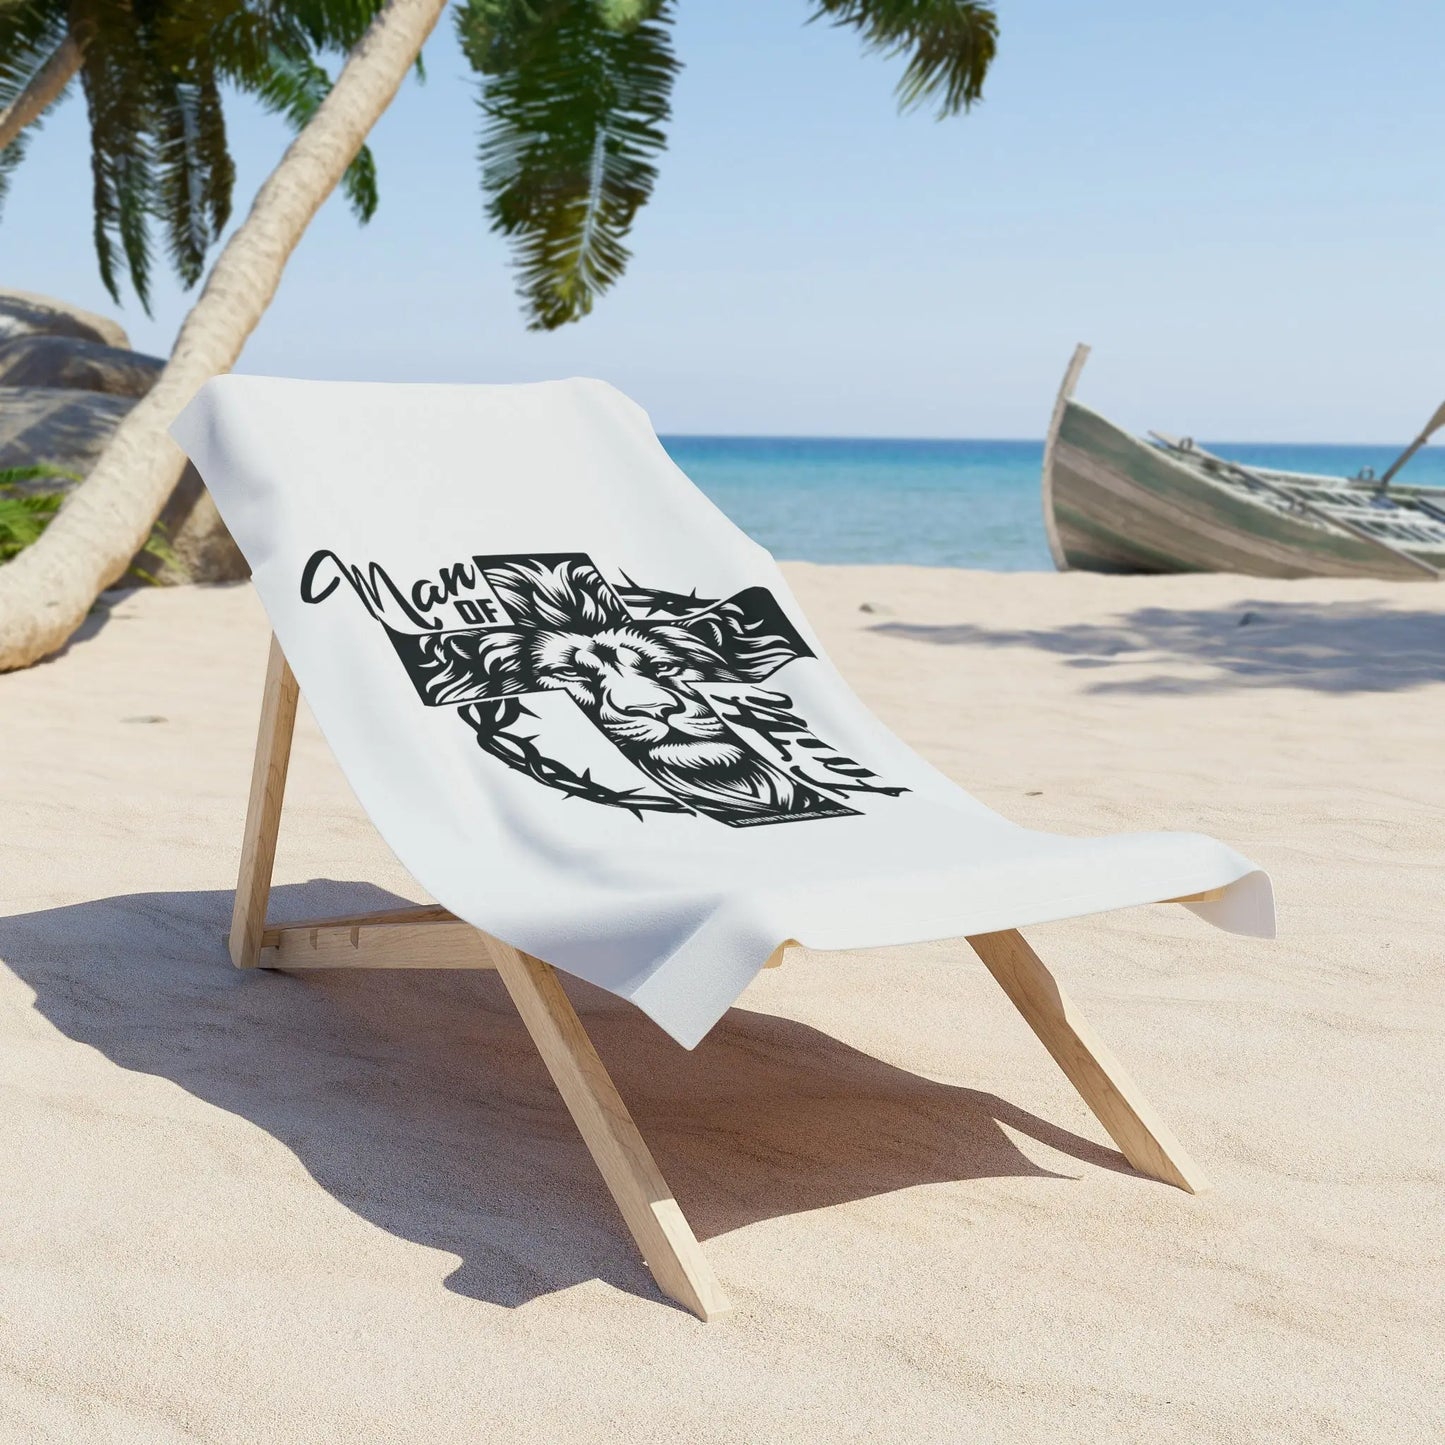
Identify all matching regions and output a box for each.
[0,465,178,579]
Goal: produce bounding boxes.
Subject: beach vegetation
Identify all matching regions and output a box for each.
[0,464,177,578]
[0,466,72,562]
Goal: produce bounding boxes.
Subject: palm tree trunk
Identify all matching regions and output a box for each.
[0,0,449,671]
[0,32,84,153]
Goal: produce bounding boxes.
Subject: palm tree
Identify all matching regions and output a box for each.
[0,0,998,670]
[0,0,388,310]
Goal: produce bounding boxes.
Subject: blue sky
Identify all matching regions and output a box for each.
[4,1,1442,440]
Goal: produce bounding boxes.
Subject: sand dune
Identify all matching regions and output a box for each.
[2,569,1442,1443]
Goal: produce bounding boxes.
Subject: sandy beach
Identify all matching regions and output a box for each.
[2,565,1442,1443]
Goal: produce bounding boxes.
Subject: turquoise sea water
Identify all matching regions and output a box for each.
[660,435,1445,571]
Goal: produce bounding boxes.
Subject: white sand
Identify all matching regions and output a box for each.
[1,568,1442,1443]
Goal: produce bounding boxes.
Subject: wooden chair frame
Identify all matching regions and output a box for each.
[232,633,1217,1321]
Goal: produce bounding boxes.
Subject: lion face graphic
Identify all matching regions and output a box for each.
[407,558,855,824]
[528,623,825,820]
[527,623,728,747]
[302,548,905,827]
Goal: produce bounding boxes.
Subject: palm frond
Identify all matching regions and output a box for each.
[283,0,387,53]
[0,491,62,560]
[457,0,680,330]
[810,0,998,117]
[77,5,157,310]
[201,0,386,223]
[0,120,30,218]
[201,4,311,79]
[0,2,74,221]
[594,0,666,26]
[243,47,379,223]
[0,468,72,562]
[152,69,234,288]
[0,3,73,107]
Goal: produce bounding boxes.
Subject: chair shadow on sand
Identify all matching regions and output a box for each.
[0,880,1135,1312]
[874,599,1445,696]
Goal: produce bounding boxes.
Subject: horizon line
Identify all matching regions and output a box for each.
[657,432,1439,450]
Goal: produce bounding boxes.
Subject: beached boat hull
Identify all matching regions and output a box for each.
[1041,352,1445,581]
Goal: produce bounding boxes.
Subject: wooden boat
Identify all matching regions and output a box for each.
[1042,345,1445,580]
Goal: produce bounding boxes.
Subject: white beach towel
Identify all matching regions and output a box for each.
[172,376,1273,1047]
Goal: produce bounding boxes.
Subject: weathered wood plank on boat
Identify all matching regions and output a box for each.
[1149,434,1441,579]
[1041,348,1445,581]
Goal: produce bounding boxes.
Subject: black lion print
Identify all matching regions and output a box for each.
[301,549,906,827]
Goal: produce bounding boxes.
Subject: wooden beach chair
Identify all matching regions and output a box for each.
[176,375,1274,1321]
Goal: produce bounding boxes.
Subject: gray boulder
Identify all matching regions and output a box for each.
[0,289,249,584]
[131,462,251,585]
[0,288,131,350]
[0,334,164,397]
[0,386,133,479]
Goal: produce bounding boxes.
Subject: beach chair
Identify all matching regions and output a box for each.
[171,376,1274,1321]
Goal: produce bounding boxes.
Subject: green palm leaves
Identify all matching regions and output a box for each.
[0,0,388,312]
[459,0,997,331]
[810,0,998,118]
[0,3,71,213]
[457,0,678,332]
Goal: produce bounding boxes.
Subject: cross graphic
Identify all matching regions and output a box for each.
[304,550,905,828]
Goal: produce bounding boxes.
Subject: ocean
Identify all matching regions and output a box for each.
[660,436,1445,571]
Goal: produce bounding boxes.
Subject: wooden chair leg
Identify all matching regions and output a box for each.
[229,634,299,969]
[488,941,731,1320]
[966,929,1210,1194]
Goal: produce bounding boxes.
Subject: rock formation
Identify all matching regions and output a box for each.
[0,290,247,583]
